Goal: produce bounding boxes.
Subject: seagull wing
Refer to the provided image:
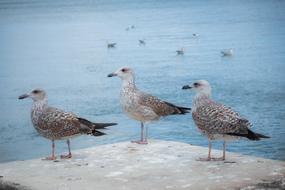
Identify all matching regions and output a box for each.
[192,102,251,135]
[37,107,84,139]
[138,92,190,116]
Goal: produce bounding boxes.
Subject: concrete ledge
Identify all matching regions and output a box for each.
[0,140,284,190]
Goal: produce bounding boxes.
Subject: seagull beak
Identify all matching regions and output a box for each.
[182,85,192,90]
[107,72,117,77]
[18,94,29,100]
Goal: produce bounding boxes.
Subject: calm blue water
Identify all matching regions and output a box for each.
[0,0,285,163]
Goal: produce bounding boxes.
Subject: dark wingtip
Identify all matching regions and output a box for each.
[93,122,117,129]
[91,130,106,136]
[226,130,270,141]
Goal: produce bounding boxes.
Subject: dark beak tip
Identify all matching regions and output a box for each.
[107,73,116,77]
[182,85,191,90]
[18,94,29,100]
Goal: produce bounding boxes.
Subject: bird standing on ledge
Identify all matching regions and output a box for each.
[108,67,190,144]
[19,89,117,160]
[182,80,270,161]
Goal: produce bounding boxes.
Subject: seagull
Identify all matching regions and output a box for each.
[107,42,117,48]
[139,40,145,45]
[221,49,233,56]
[192,33,199,37]
[108,67,191,144]
[176,48,184,55]
[19,89,117,160]
[182,80,270,161]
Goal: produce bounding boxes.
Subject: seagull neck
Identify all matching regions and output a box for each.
[32,98,48,111]
[193,93,211,110]
[122,78,136,89]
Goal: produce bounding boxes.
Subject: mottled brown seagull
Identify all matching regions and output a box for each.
[108,67,190,144]
[182,80,270,161]
[19,89,117,160]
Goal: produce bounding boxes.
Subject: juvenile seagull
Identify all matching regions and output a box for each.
[176,48,184,55]
[19,89,117,160]
[108,67,190,144]
[221,49,233,56]
[182,80,270,161]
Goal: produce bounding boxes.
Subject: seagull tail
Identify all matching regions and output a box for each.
[247,129,270,141]
[77,117,117,136]
[176,106,191,114]
[227,129,270,141]
[164,101,191,114]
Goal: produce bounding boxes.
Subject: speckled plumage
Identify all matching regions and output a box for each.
[109,67,190,144]
[120,82,189,123]
[31,103,91,140]
[192,95,250,140]
[182,80,269,160]
[19,89,116,160]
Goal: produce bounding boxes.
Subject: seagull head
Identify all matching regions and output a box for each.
[107,67,135,80]
[18,88,47,102]
[182,80,211,96]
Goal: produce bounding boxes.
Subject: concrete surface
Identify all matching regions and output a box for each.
[0,140,284,190]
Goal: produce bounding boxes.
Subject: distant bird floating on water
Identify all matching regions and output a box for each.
[182,80,270,161]
[221,49,233,56]
[139,40,145,45]
[192,33,199,37]
[108,67,190,144]
[126,25,135,31]
[19,89,117,160]
[176,48,184,55]
[107,42,117,48]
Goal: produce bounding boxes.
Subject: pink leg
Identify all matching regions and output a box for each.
[211,141,226,161]
[43,140,56,160]
[197,140,212,161]
[61,139,72,159]
[131,122,148,144]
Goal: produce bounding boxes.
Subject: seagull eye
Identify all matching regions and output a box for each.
[121,68,127,72]
[193,83,199,87]
[33,90,40,94]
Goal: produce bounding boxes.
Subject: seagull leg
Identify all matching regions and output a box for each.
[131,122,148,144]
[212,141,226,161]
[60,139,72,159]
[223,141,226,160]
[144,125,148,143]
[43,140,56,160]
[197,140,212,161]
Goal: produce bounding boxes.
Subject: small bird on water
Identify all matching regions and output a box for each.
[19,89,117,160]
[182,80,270,161]
[221,49,233,57]
[107,42,117,48]
[139,40,145,45]
[108,67,190,144]
[176,48,184,55]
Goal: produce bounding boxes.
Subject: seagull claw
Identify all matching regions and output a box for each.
[131,140,148,145]
[60,153,72,159]
[42,156,57,161]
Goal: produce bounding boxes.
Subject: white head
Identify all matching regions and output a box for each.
[107,67,135,81]
[18,88,47,102]
[182,80,212,97]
